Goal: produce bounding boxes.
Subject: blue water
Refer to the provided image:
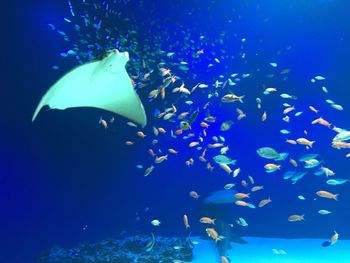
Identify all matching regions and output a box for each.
[1,0,350,262]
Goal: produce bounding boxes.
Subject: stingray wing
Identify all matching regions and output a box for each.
[32,50,147,127]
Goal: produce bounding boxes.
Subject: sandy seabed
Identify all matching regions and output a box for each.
[192,236,349,263]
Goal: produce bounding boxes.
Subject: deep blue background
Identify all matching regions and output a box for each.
[1,0,350,262]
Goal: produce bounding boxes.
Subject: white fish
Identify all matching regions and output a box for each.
[298,195,306,200]
[314,75,326,80]
[318,210,331,215]
[282,116,290,123]
[233,168,241,178]
[269,62,277,67]
[331,104,343,111]
[151,219,161,226]
[236,217,248,227]
[322,86,329,93]
[224,183,235,190]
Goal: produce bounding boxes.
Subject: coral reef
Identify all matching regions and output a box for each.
[37,235,193,263]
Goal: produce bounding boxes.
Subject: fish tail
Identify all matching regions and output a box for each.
[239,96,245,103]
[334,194,339,201]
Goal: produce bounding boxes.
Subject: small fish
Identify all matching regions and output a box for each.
[331,231,339,244]
[236,108,246,120]
[235,193,250,199]
[296,138,315,148]
[264,163,281,172]
[330,104,344,111]
[125,141,134,146]
[137,131,146,138]
[158,127,166,133]
[309,106,319,113]
[283,106,295,114]
[224,183,235,190]
[261,111,267,121]
[183,214,190,229]
[189,141,200,147]
[286,139,297,145]
[251,185,264,192]
[168,149,179,154]
[151,219,161,226]
[144,166,155,176]
[326,179,349,185]
[206,228,222,242]
[99,117,108,129]
[298,195,306,200]
[189,191,200,199]
[219,163,232,174]
[235,200,255,209]
[200,217,216,224]
[318,210,331,215]
[258,197,272,208]
[233,168,241,177]
[288,214,304,222]
[280,93,297,99]
[236,217,248,227]
[316,190,338,200]
[280,129,291,134]
[314,75,326,80]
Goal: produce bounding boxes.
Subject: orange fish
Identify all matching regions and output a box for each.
[158,127,166,133]
[316,191,338,200]
[235,193,250,199]
[296,138,315,148]
[175,129,183,135]
[283,106,295,114]
[332,141,350,149]
[200,217,216,224]
[235,200,254,208]
[264,163,281,170]
[183,214,190,229]
[206,228,222,242]
[311,117,331,127]
[200,122,210,128]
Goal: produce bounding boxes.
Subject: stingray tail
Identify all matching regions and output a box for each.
[32,93,49,122]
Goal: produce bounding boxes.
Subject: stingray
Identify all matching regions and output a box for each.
[32,49,147,127]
